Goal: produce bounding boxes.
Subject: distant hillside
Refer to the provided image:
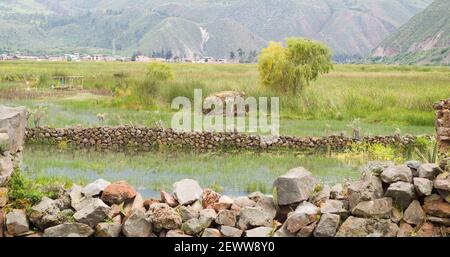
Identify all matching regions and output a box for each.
[0,0,432,59]
[372,0,450,65]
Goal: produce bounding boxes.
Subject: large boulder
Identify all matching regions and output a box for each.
[43,223,94,237]
[347,174,383,210]
[6,209,29,236]
[29,197,63,229]
[313,213,340,237]
[351,198,393,219]
[73,198,111,227]
[380,165,412,183]
[0,105,27,153]
[413,178,433,196]
[403,200,426,225]
[0,154,13,186]
[122,209,152,237]
[101,181,137,205]
[417,163,441,180]
[173,179,203,205]
[272,167,318,205]
[384,182,416,210]
[81,179,110,197]
[147,203,182,231]
[237,207,274,230]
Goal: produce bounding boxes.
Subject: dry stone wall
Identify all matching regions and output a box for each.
[26,126,422,151]
[434,98,450,152]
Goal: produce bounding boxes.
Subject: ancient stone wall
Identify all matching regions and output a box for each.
[25,126,422,151]
[434,98,450,152]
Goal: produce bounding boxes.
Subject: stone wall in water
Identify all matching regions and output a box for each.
[434,98,450,152]
[25,126,422,151]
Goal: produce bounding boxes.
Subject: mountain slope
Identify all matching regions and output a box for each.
[0,0,433,59]
[372,0,450,65]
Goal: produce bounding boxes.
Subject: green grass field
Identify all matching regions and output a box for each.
[1,61,448,136]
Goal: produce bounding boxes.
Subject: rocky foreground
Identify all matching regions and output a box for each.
[1,160,450,237]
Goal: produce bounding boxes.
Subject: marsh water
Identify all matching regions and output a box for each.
[22,144,364,198]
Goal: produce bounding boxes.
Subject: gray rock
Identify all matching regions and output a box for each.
[54,191,71,210]
[380,165,412,183]
[320,199,348,218]
[44,223,94,237]
[233,196,256,208]
[295,201,320,216]
[81,179,110,197]
[215,210,237,227]
[198,208,217,228]
[181,218,205,235]
[363,161,395,176]
[310,185,330,205]
[413,177,433,196]
[418,163,441,180]
[245,227,273,237]
[202,228,221,237]
[434,177,450,191]
[272,222,296,237]
[426,216,450,226]
[391,207,403,224]
[173,179,203,205]
[347,174,383,210]
[122,209,152,237]
[351,197,393,219]
[147,203,182,231]
[177,205,199,222]
[385,182,416,210]
[6,209,29,236]
[220,226,243,237]
[73,198,111,227]
[285,211,316,233]
[406,160,421,176]
[0,105,27,153]
[68,184,84,210]
[330,184,343,199]
[254,196,277,219]
[248,191,265,202]
[272,167,318,205]
[0,132,9,152]
[313,213,340,237]
[237,207,273,230]
[95,222,122,237]
[296,222,317,237]
[29,197,63,230]
[403,200,426,225]
[0,154,13,186]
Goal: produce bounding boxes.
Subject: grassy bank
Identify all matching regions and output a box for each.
[1,61,449,136]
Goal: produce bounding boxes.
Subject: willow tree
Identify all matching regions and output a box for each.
[258,38,333,94]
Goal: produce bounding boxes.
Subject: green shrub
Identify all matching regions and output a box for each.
[147,62,174,81]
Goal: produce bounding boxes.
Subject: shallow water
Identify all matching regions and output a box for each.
[21,145,364,198]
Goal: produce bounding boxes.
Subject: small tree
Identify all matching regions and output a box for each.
[258,37,333,94]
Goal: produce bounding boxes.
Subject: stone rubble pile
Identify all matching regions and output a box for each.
[1,160,449,237]
[26,126,422,151]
